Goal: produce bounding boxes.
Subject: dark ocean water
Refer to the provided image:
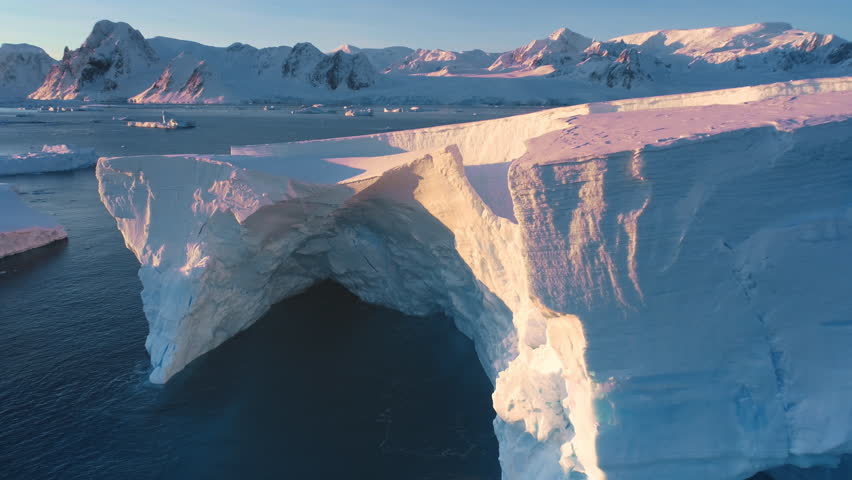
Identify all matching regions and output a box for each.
[0,106,532,479]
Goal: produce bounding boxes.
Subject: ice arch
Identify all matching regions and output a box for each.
[99,78,852,480]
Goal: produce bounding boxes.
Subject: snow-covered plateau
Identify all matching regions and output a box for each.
[0,183,67,258]
[5,20,851,104]
[97,77,852,480]
[0,145,99,176]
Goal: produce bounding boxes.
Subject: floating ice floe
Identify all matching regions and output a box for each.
[0,145,99,176]
[344,107,373,117]
[290,104,337,114]
[0,183,67,258]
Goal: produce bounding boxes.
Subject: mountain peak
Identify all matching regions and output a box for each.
[86,20,140,45]
[549,27,592,44]
[332,44,361,54]
[549,27,570,41]
[751,21,794,32]
[0,43,50,55]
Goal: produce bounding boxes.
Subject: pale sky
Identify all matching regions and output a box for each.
[2,0,851,59]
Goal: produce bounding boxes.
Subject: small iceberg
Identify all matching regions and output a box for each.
[290,104,337,114]
[345,108,374,117]
[127,111,195,129]
[0,183,67,258]
[0,145,99,176]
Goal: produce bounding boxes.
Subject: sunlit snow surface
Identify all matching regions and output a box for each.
[98,78,852,480]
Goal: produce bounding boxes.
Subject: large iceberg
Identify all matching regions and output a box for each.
[97,77,852,480]
[0,184,67,258]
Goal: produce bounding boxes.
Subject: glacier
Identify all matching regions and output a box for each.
[97,77,852,480]
[0,183,67,258]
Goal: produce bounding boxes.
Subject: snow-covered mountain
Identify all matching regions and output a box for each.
[489,27,594,74]
[0,44,56,99]
[128,37,376,103]
[10,20,852,104]
[282,44,376,89]
[613,22,852,72]
[26,20,377,103]
[330,44,414,72]
[29,20,161,101]
[573,41,668,89]
[386,48,499,75]
[130,40,294,103]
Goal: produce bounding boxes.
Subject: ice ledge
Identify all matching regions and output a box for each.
[98,78,852,480]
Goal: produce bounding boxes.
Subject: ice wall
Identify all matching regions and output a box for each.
[98,78,852,480]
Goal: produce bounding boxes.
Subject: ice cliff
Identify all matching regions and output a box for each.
[97,77,852,480]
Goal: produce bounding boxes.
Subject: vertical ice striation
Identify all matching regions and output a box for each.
[98,78,852,480]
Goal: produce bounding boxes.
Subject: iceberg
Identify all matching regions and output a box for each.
[127,111,195,129]
[344,107,374,117]
[290,104,337,114]
[0,184,67,258]
[98,77,852,480]
[0,145,99,176]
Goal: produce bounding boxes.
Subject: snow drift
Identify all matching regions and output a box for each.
[98,78,852,480]
[0,184,67,258]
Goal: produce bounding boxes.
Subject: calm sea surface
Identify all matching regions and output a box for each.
[0,104,540,479]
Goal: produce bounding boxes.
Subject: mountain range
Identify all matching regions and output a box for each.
[4,20,851,104]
